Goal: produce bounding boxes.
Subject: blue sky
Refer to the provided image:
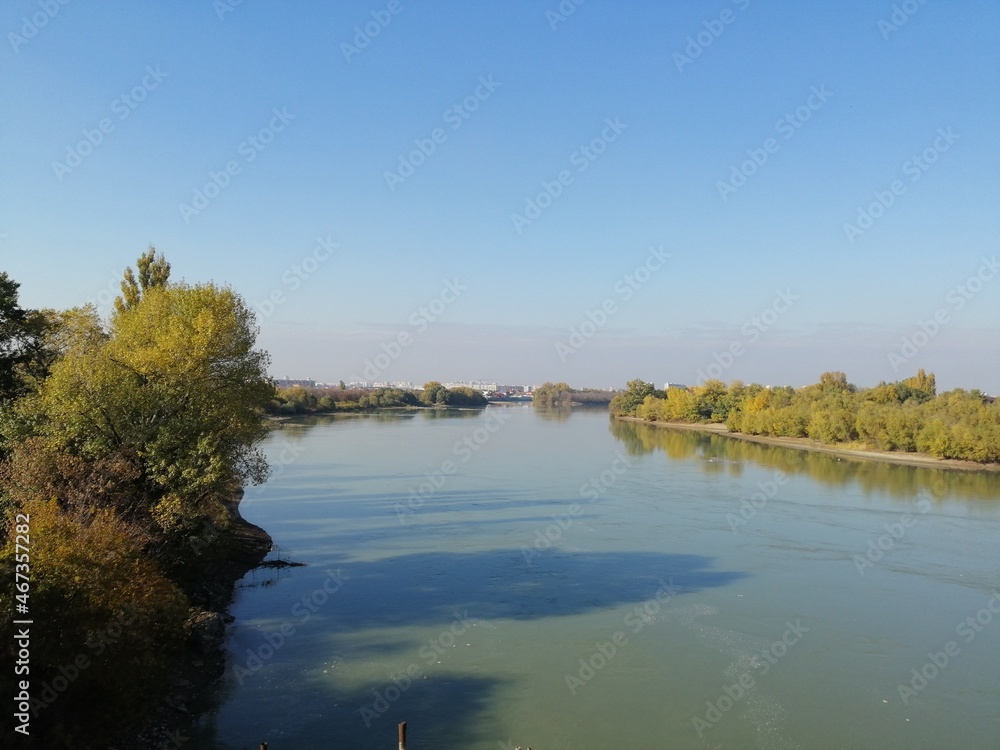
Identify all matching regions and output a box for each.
[2,0,998,391]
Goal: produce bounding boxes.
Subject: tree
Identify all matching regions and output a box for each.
[609,379,655,416]
[902,369,936,398]
[10,282,274,518]
[114,246,171,315]
[693,379,728,420]
[818,371,855,394]
[533,381,573,408]
[0,498,188,746]
[0,272,52,402]
[421,381,448,405]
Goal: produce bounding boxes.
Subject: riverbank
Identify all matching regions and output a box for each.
[618,417,1000,472]
[130,489,274,748]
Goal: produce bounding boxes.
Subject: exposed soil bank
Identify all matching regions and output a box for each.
[618,417,1000,473]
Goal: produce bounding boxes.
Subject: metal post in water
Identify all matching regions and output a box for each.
[398,721,407,750]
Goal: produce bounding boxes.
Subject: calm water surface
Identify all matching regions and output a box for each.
[192,407,1000,749]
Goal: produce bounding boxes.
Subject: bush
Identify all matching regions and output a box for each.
[0,499,188,747]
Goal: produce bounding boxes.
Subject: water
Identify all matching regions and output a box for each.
[192,407,1000,749]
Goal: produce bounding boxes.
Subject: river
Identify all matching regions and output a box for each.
[190,406,1000,749]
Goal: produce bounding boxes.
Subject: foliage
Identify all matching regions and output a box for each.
[614,371,1000,464]
[268,382,486,414]
[114,246,171,315]
[608,379,657,416]
[7,283,274,514]
[0,272,54,404]
[533,381,574,408]
[0,255,279,746]
[420,382,488,407]
[421,381,449,405]
[0,498,188,748]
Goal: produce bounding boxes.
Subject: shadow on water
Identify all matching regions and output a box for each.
[192,548,742,749]
[193,672,503,750]
[275,548,743,630]
[609,418,1000,504]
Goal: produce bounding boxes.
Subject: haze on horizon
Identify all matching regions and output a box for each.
[3,1,998,393]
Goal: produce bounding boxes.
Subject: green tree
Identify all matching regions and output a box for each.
[421,381,448,405]
[9,282,274,517]
[533,381,573,408]
[609,379,655,416]
[114,246,171,314]
[818,371,855,394]
[693,379,728,420]
[0,272,52,402]
[902,369,936,398]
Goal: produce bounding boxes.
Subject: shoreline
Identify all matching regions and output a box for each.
[618,417,1000,473]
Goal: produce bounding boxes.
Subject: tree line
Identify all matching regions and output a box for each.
[610,371,1000,464]
[269,380,487,415]
[532,382,616,408]
[0,249,275,746]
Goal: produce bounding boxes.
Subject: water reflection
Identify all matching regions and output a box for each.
[609,418,1000,503]
[533,406,573,422]
[418,407,485,420]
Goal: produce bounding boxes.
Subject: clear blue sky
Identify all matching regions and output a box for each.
[2,0,998,391]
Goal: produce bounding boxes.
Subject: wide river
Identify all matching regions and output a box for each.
[192,407,1000,749]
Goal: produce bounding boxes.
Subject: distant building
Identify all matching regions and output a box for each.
[274,378,316,388]
[444,381,498,392]
[497,385,527,394]
[663,382,688,390]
